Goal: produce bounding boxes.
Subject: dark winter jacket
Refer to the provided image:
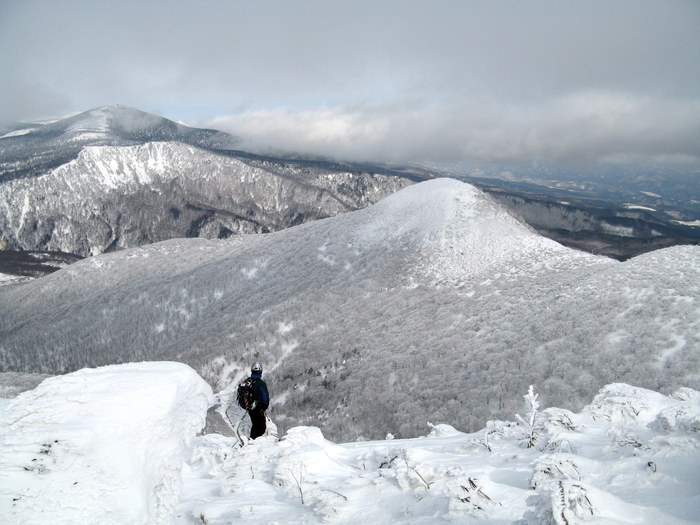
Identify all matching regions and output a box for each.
[250,373,269,411]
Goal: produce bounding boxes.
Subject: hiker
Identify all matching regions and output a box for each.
[239,362,269,439]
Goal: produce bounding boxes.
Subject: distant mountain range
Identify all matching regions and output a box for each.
[1,179,697,440]
[473,180,700,260]
[0,106,430,261]
[0,105,697,270]
[450,163,700,260]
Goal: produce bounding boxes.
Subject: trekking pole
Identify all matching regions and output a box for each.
[221,395,249,447]
[233,411,249,447]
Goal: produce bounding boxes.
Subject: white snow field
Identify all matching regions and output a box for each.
[0,362,213,525]
[1,364,698,524]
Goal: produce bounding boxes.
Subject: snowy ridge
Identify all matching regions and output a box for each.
[0,105,427,257]
[0,128,35,139]
[0,105,236,184]
[0,362,213,525]
[1,363,697,524]
[64,107,110,141]
[1,178,698,440]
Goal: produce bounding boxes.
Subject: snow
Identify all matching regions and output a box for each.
[0,140,410,257]
[672,219,700,227]
[1,364,698,524]
[623,204,657,212]
[1,178,698,442]
[0,272,28,287]
[176,383,700,524]
[313,178,605,287]
[600,221,636,237]
[65,107,110,135]
[0,128,35,139]
[0,362,213,525]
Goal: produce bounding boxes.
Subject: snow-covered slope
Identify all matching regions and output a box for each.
[0,362,213,525]
[1,178,698,440]
[1,363,698,524]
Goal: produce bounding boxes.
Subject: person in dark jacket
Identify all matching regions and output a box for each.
[248,362,269,439]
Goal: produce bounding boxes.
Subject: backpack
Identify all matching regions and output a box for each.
[236,378,255,410]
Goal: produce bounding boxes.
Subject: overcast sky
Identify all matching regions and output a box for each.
[1,0,699,169]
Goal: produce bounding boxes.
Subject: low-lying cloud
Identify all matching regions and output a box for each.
[206,91,700,169]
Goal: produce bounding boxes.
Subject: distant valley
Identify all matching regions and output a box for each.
[455,166,700,260]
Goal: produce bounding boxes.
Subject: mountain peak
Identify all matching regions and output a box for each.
[348,178,602,284]
[92,104,150,115]
[63,105,179,136]
[0,106,239,183]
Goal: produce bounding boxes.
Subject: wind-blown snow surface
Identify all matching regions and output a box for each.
[0,362,213,525]
[1,364,698,524]
[1,178,698,440]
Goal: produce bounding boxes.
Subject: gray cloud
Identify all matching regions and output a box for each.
[207,93,700,167]
[1,0,699,169]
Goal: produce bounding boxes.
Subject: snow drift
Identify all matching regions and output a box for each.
[1,178,698,440]
[0,362,213,525]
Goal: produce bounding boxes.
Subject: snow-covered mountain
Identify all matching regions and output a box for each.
[3,105,694,264]
[0,105,427,256]
[1,362,698,524]
[0,105,238,182]
[1,178,697,441]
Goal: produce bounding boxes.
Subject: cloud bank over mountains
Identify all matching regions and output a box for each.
[208,92,700,168]
[1,1,699,168]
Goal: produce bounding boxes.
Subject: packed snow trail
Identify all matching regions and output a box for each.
[0,362,213,525]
